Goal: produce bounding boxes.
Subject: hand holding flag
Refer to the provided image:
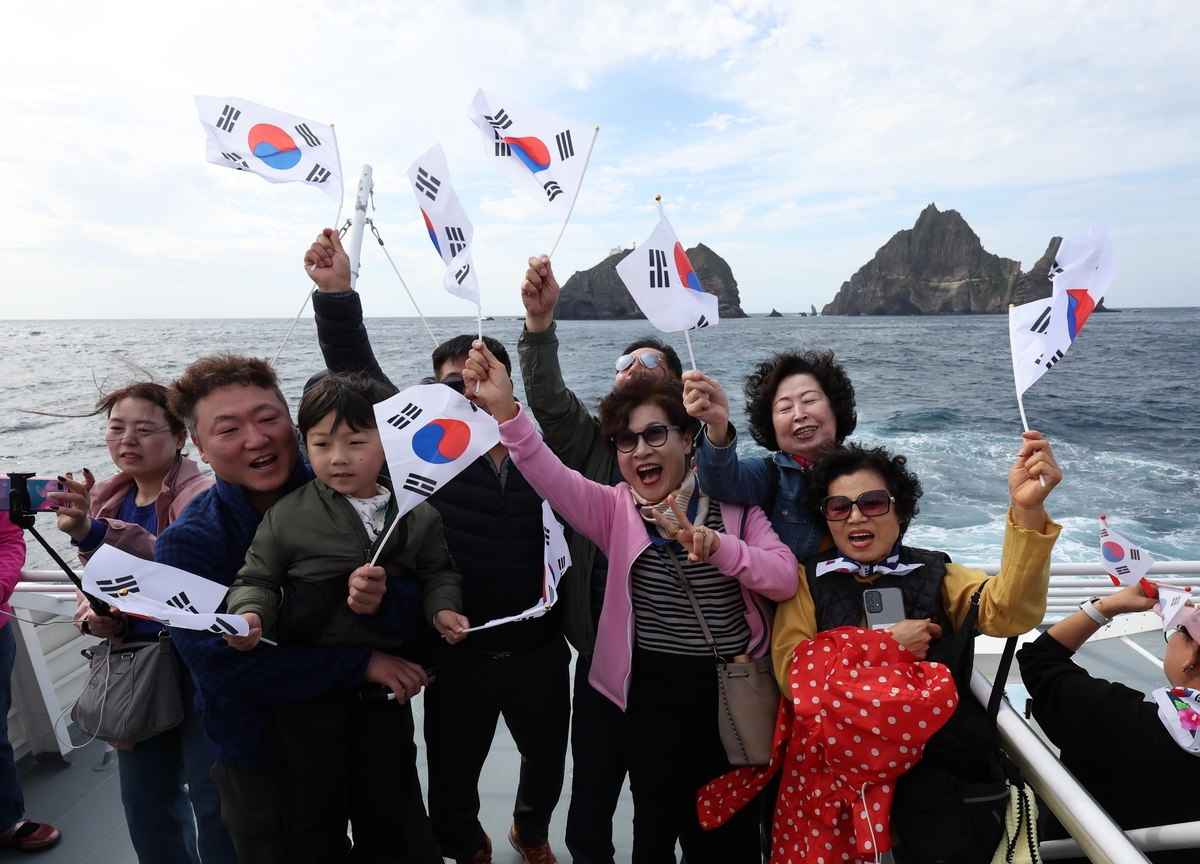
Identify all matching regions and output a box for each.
[1156,585,1194,637]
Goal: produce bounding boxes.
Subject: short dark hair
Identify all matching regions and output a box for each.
[297,372,397,438]
[432,335,511,377]
[744,349,857,451]
[598,375,699,455]
[621,337,683,379]
[807,443,923,539]
[168,354,288,437]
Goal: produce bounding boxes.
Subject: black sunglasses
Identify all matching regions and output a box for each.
[612,424,682,453]
[821,490,895,521]
[419,374,465,395]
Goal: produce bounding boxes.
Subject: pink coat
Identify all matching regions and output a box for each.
[499,407,799,710]
[73,456,213,632]
[0,511,26,620]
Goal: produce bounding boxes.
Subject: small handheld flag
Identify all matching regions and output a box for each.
[195,96,342,204]
[1157,585,1192,636]
[408,144,482,313]
[1099,515,1156,595]
[463,500,571,633]
[83,546,250,636]
[370,384,500,563]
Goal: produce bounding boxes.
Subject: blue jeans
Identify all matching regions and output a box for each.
[117,664,237,864]
[0,622,25,832]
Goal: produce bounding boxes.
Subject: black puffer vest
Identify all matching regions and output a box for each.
[803,546,998,781]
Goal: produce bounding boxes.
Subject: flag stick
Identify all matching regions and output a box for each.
[370,515,402,568]
[683,328,697,371]
[1012,345,1047,489]
[372,227,438,346]
[475,304,483,393]
[547,125,599,260]
[272,198,345,365]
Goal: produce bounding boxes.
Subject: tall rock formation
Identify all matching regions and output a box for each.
[555,243,747,320]
[821,205,1099,315]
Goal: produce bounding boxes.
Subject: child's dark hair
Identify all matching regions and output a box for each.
[297,372,397,438]
[807,443,923,539]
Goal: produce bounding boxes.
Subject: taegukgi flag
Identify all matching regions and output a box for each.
[373,384,499,522]
[1156,585,1192,637]
[615,200,719,333]
[467,89,594,221]
[1099,515,1154,586]
[464,499,571,633]
[406,144,481,307]
[195,96,342,203]
[83,546,250,636]
[1008,220,1117,396]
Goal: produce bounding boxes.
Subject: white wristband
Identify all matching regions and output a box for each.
[1081,598,1112,626]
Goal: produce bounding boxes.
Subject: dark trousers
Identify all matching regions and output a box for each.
[564,654,628,864]
[272,688,417,864]
[424,635,570,863]
[624,648,759,864]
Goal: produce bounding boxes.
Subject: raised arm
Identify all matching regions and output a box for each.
[683,370,772,506]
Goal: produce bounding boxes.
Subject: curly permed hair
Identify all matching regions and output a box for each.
[744,349,857,451]
[806,443,923,539]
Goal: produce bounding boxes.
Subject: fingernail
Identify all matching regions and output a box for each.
[51,506,59,511]
[57,476,66,482]
[83,468,91,473]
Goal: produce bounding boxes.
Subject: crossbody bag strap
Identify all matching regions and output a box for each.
[658,546,721,659]
[950,581,1016,725]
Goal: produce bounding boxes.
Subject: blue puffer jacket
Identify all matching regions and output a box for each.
[694,425,825,562]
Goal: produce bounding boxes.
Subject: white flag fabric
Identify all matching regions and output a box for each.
[83,546,250,636]
[615,202,719,333]
[1099,515,1154,586]
[1008,220,1117,397]
[195,96,342,203]
[374,384,499,521]
[407,144,481,307]
[467,89,593,221]
[464,500,571,633]
[1157,585,1192,636]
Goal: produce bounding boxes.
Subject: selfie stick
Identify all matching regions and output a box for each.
[6,473,114,617]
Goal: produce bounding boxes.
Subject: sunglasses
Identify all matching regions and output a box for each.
[821,490,895,521]
[612,424,682,453]
[614,352,663,373]
[419,374,466,395]
[1165,624,1193,644]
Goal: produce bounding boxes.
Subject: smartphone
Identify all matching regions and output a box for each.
[863,587,906,630]
[0,476,62,512]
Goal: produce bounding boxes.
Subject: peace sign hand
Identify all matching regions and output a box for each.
[651,495,721,563]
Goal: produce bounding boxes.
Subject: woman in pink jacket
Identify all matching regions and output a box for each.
[464,341,798,864]
[49,383,235,864]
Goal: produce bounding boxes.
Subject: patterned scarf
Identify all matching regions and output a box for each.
[1153,686,1200,756]
[632,470,710,542]
[815,543,922,579]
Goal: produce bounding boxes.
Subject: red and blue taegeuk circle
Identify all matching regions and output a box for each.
[412,419,471,464]
[1066,289,1095,341]
[248,124,302,170]
[673,243,703,292]
[422,210,441,257]
[1102,541,1125,563]
[505,136,551,174]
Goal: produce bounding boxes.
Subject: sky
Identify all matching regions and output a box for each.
[2,1,1198,320]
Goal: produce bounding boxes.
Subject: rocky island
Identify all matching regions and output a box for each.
[555,243,747,320]
[822,204,1108,315]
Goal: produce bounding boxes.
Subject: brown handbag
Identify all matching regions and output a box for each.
[660,546,781,766]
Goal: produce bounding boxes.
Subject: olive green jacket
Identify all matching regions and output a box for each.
[517,322,614,656]
[227,477,461,649]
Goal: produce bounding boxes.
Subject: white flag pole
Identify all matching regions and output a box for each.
[683,329,697,371]
[475,303,483,393]
[1008,304,1045,487]
[547,125,599,259]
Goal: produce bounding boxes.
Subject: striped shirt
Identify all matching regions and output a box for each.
[630,507,750,656]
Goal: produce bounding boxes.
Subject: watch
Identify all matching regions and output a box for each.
[1081,597,1112,626]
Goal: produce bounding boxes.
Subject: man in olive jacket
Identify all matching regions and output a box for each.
[517,254,682,864]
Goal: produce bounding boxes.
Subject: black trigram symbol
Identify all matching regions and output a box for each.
[294,123,321,147]
[493,129,512,157]
[1029,306,1052,334]
[216,104,240,132]
[1041,348,1066,369]
[208,616,239,635]
[1100,526,1110,538]
[544,181,563,202]
[485,109,513,131]
[556,555,568,572]
[415,167,441,201]
[95,575,139,597]
[454,263,471,285]
[445,226,466,257]
[402,473,437,497]
[306,164,331,183]
[543,526,551,545]
[166,592,199,614]
[555,130,574,161]
[221,152,249,170]
[1115,565,1131,576]
[1129,548,1141,561]
[387,403,422,431]
[694,315,710,329]
[649,249,670,288]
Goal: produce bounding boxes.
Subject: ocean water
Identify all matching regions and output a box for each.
[2,309,1198,572]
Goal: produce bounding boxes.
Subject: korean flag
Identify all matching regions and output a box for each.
[1099,515,1154,586]
[407,145,481,307]
[194,96,342,203]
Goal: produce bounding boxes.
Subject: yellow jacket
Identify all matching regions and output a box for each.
[771,509,1061,686]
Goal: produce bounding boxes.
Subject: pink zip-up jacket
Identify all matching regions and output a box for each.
[73,456,212,634]
[0,511,25,621]
[500,407,799,710]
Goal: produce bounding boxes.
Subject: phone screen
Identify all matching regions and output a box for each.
[0,477,62,512]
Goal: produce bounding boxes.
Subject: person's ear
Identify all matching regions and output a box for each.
[191,434,208,465]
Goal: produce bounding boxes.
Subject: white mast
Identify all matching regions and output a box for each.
[345,165,373,289]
